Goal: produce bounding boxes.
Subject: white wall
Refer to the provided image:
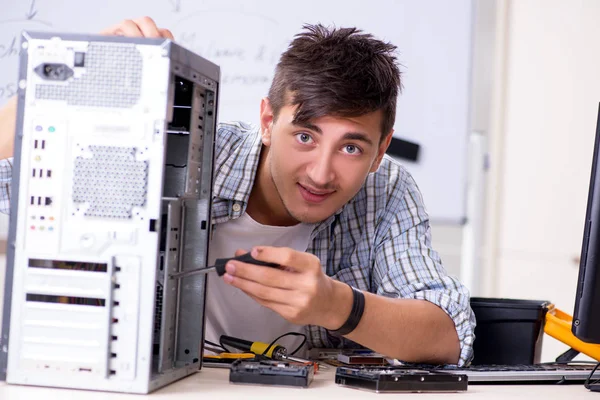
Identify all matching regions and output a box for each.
[485,0,600,362]
[430,224,463,278]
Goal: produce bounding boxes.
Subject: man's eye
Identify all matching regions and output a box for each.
[296,133,313,144]
[344,145,361,154]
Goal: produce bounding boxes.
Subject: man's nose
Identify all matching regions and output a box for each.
[307,152,335,187]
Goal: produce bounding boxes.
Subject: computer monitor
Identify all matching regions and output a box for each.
[572,103,600,344]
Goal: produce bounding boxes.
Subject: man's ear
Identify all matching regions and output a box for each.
[259,97,274,146]
[370,129,394,173]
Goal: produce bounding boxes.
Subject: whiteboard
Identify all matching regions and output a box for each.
[0,0,474,223]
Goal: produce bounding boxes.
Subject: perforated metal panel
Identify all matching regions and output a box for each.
[153,282,163,342]
[35,43,143,108]
[72,145,148,218]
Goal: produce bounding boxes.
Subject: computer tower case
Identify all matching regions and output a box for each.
[0,30,219,393]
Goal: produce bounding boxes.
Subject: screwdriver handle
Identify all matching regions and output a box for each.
[213,253,280,276]
[169,253,280,279]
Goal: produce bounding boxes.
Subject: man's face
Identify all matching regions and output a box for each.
[259,99,393,225]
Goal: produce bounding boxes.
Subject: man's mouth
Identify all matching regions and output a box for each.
[297,183,334,203]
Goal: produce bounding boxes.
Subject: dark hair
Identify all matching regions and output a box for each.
[268,24,402,138]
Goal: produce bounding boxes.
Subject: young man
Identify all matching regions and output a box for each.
[0,17,475,366]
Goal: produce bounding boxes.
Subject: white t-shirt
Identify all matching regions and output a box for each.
[204,211,315,357]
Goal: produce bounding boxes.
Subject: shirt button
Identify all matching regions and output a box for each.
[232,203,241,212]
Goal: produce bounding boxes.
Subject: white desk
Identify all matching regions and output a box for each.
[0,366,598,399]
[0,255,596,398]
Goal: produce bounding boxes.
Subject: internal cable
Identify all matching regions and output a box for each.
[584,361,600,390]
[205,339,227,352]
[261,332,307,357]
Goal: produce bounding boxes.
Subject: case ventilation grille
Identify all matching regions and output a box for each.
[72,145,148,218]
[35,42,143,108]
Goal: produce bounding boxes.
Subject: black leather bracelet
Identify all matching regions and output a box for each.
[328,283,365,336]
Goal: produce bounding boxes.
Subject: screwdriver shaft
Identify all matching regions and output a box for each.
[169,266,216,279]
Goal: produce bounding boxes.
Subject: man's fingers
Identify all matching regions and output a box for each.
[133,16,162,38]
[226,260,295,290]
[111,19,144,37]
[242,293,308,326]
[159,28,175,40]
[250,298,300,324]
[251,246,316,271]
[225,274,291,303]
[234,248,247,257]
[99,17,173,40]
[99,22,125,36]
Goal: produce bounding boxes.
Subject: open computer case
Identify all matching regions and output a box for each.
[0,31,219,393]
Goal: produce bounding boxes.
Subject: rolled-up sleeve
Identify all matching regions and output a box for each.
[373,171,476,366]
[0,157,13,214]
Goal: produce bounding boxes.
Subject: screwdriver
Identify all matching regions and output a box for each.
[169,253,280,280]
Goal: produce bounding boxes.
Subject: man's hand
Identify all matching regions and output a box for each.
[222,246,462,364]
[100,16,174,40]
[0,97,17,159]
[0,16,173,160]
[222,246,353,330]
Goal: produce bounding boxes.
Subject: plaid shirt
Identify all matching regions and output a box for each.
[0,121,475,366]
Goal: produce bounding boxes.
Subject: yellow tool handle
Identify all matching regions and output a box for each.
[544,304,600,361]
[250,341,282,358]
[220,335,284,358]
[204,353,255,360]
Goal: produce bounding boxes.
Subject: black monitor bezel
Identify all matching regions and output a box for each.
[572,103,600,344]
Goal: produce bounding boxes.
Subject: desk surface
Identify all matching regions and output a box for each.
[0,366,598,399]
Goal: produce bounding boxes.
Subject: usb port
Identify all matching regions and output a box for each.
[34,140,38,149]
[47,169,52,178]
[37,197,41,206]
[32,169,35,177]
[30,196,34,205]
[41,140,45,149]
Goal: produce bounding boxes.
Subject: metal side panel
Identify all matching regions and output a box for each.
[173,87,216,367]
[158,199,182,372]
[175,198,209,367]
